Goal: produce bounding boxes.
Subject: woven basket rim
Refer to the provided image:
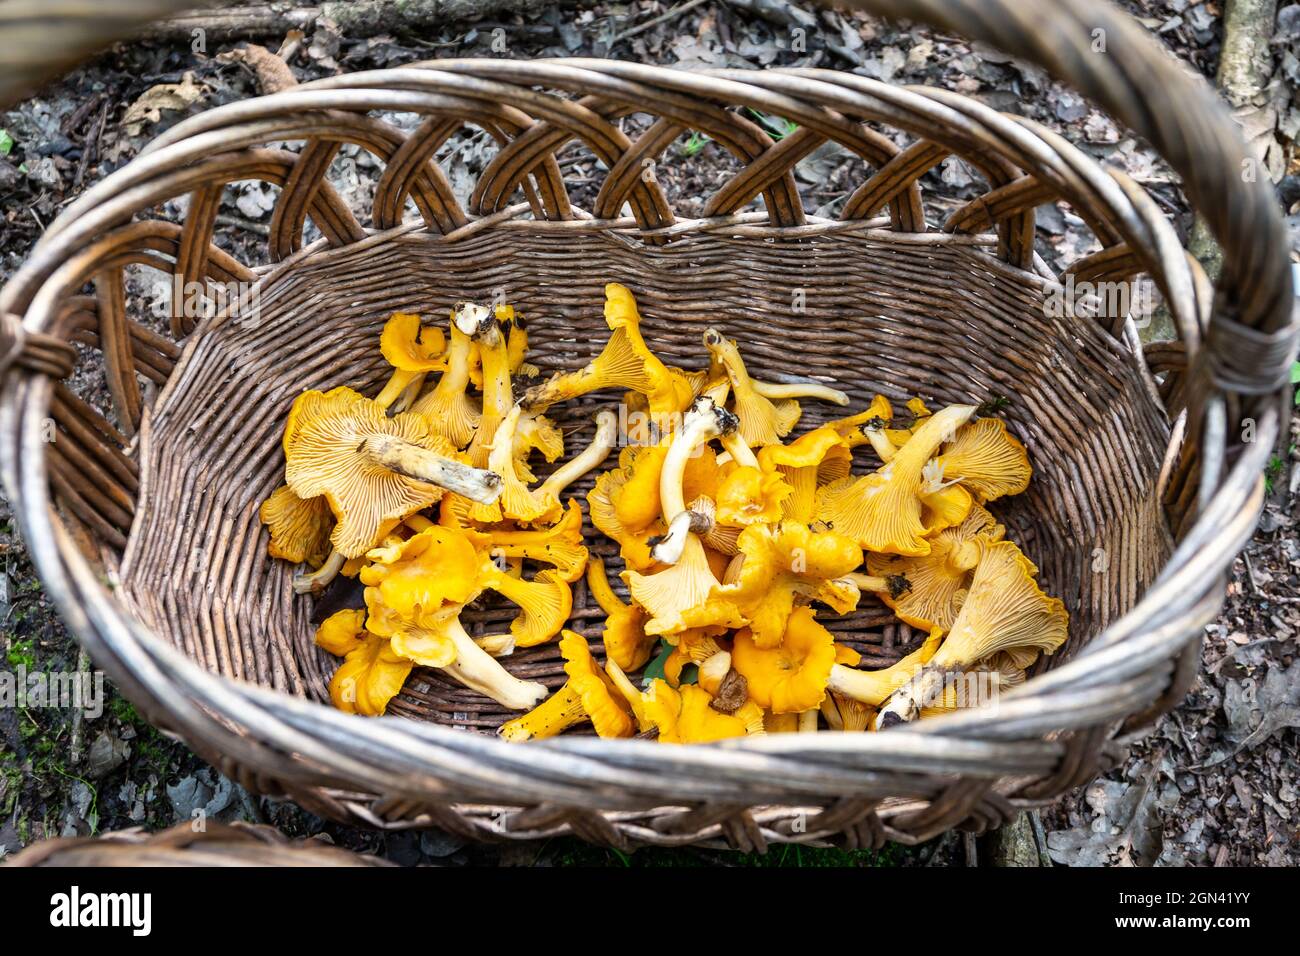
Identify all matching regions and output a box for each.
[1,31,1293,843]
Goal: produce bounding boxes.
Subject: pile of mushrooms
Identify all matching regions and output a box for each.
[261,302,616,714]
[261,284,1068,738]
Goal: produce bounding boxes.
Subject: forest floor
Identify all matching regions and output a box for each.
[0,0,1297,866]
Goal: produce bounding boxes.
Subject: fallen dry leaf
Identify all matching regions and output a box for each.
[121,72,206,136]
[216,44,299,94]
[1046,758,1177,866]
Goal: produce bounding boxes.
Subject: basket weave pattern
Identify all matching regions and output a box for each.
[2,0,1296,851]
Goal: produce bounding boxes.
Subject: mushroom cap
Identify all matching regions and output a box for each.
[834,643,862,666]
[715,463,792,527]
[704,329,801,446]
[758,425,849,471]
[512,411,564,481]
[626,533,744,637]
[666,627,728,661]
[380,312,447,372]
[615,444,667,529]
[933,539,1068,669]
[698,521,862,647]
[935,417,1032,503]
[315,608,367,657]
[757,425,851,523]
[682,444,723,502]
[485,499,590,582]
[689,494,741,555]
[732,387,801,448]
[359,525,482,621]
[731,606,836,713]
[284,386,463,558]
[821,692,875,731]
[814,404,977,556]
[260,484,332,566]
[920,480,974,534]
[866,502,1006,632]
[646,681,754,743]
[588,446,667,571]
[363,592,459,668]
[482,564,573,647]
[328,632,414,716]
[558,630,635,738]
[587,557,654,671]
[764,710,800,733]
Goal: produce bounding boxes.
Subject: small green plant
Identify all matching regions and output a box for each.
[744,108,798,140]
[0,129,13,156]
[679,131,710,157]
[640,639,696,686]
[1291,360,1299,406]
[5,637,36,670]
[1265,455,1284,494]
[976,394,1012,416]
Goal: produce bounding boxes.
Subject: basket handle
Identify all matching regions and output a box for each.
[839,0,1297,397]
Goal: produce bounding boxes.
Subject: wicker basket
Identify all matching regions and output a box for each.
[1,0,1296,852]
[5,822,389,866]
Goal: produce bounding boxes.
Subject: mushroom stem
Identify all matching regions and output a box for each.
[361,434,503,504]
[649,509,711,565]
[375,370,421,411]
[387,372,426,414]
[463,305,513,468]
[653,396,737,566]
[661,397,738,519]
[843,571,892,592]
[861,423,898,462]
[797,709,820,733]
[292,550,345,595]
[410,316,481,447]
[826,661,925,707]
[454,301,494,337]
[498,685,586,741]
[697,650,732,696]
[873,670,944,728]
[404,514,435,533]
[825,629,943,706]
[752,380,850,406]
[537,408,618,500]
[719,431,759,469]
[441,619,545,710]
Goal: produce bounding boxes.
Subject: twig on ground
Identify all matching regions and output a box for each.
[611,0,712,45]
[141,0,589,43]
[68,647,90,765]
